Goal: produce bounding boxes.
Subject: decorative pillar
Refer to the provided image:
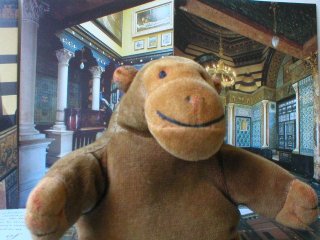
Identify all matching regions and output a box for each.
[305,53,320,180]
[45,49,74,166]
[89,66,104,110]
[19,0,52,207]
[261,100,269,148]
[227,103,235,145]
[19,0,46,138]
[292,83,300,154]
[53,48,74,130]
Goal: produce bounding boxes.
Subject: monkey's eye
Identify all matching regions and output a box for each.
[159,70,167,79]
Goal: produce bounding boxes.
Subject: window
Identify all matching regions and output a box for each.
[277,98,296,150]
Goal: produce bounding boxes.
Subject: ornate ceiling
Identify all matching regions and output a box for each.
[200,0,316,46]
[174,0,317,93]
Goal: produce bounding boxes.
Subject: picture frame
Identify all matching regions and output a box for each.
[161,32,172,47]
[147,36,158,48]
[134,39,145,50]
[94,12,123,46]
[132,0,174,37]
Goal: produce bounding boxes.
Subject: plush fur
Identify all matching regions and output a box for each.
[25,56,318,240]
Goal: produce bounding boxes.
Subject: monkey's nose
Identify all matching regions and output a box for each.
[185,95,205,111]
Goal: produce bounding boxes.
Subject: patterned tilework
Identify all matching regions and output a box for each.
[68,82,81,109]
[236,117,251,147]
[35,75,57,124]
[0,126,18,208]
[299,75,314,156]
[0,0,18,28]
[0,126,17,180]
[268,102,277,148]
[251,103,262,148]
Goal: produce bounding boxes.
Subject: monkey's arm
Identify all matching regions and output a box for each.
[25,147,107,240]
[218,144,318,229]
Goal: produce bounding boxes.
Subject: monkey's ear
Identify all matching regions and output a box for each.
[212,76,222,94]
[112,65,138,92]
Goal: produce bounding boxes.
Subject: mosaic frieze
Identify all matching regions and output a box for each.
[0,126,17,181]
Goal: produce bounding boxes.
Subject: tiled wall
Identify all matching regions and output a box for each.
[235,116,251,147]
[269,102,277,148]
[35,75,81,124]
[299,75,314,156]
[234,105,251,147]
[35,74,57,124]
[0,0,18,209]
[251,103,262,148]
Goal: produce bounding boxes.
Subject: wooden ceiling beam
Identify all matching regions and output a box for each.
[49,0,154,29]
[303,36,318,58]
[180,0,306,59]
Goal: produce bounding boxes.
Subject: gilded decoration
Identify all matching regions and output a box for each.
[226,87,276,106]
[267,51,285,88]
[288,59,311,82]
[0,126,17,180]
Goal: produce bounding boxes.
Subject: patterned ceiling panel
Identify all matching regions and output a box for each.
[199,0,317,45]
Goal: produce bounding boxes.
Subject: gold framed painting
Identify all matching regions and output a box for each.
[132,0,173,37]
[147,36,158,48]
[134,39,145,50]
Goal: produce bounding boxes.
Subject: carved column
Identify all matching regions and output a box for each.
[227,103,235,145]
[19,0,52,207]
[305,53,320,180]
[53,49,74,130]
[20,0,48,138]
[89,66,104,111]
[292,83,300,154]
[261,100,269,148]
[45,49,74,166]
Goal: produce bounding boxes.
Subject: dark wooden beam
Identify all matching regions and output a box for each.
[180,0,306,59]
[49,0,154,30]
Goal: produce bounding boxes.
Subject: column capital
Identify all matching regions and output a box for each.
[228,102,235,110]
[56,49,74,66]
[261,99,269,106]
[22,0,49,23]
[89,66,105,78]
[292,82,299,93]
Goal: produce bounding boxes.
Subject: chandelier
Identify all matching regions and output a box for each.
[205,30,236,88]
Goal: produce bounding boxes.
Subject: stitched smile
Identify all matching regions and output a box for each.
[157,111,225,128]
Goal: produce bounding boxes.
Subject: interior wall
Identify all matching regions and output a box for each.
[0,0,18,209]
[80,0,174,57]
[299,75,314,156]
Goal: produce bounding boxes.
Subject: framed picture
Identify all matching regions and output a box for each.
[94,12,123,46]
[161,32,172,47]
[134,39,144,50]
[147,36,158,48]
[132,0,174,37]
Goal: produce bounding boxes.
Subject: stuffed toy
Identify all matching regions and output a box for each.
[25,56,318,240]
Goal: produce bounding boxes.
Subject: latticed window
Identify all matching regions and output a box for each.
[277,98,296,150]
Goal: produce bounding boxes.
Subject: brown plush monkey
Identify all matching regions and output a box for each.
[25,56,318,240]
